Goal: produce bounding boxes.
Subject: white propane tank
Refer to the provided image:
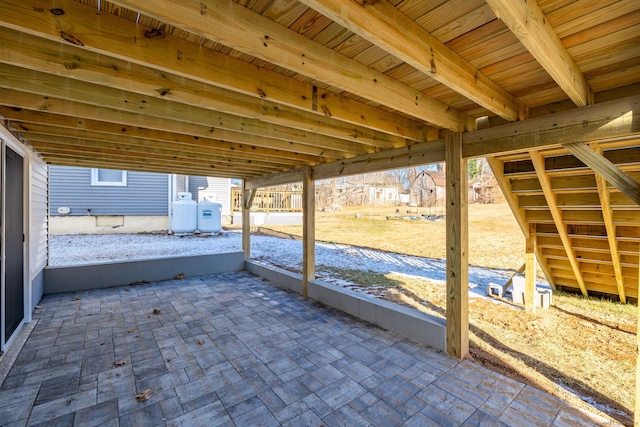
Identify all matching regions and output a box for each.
[198,199,222,233]
[171,192,197,234]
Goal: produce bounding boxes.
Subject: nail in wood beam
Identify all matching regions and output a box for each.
[445,133,469,358]
[302,166,315,297]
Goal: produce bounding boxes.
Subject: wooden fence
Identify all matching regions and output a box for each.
[231,188,303,212]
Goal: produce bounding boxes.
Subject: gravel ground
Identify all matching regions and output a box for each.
[50,231,536,299]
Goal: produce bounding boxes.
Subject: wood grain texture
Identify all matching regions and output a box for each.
[0,0,427,142]
[299,0,528,121]
[563,142,640,206]
[530,150,588,296]
[107,0,473,131]
[445,133,469,359]
[592,143,627,303]
[636,257,640,425]
[0,91,351,160]
[242,182,255,261]
[525,223,537,313]
[485,0,593,106]
[487,157,556,289]
[302,165,315,297]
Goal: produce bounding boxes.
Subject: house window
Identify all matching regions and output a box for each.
[91,168,127,186]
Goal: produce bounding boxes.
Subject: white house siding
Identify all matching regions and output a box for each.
[189,177,231,215]
[29,155,48,309]
[175,174,188,194]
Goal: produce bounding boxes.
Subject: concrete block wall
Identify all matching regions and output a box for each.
[246,260,446,352]
[44,252,245,294]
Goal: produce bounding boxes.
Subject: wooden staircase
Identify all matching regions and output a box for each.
[489,142,640,302]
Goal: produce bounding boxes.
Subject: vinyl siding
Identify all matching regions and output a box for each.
[30,157,48,274]
[30,155,48,307]
[176,175,188,194]
[50,166,169,216]
[189,177,231,215]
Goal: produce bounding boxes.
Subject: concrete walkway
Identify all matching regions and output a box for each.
[0,272,613,426]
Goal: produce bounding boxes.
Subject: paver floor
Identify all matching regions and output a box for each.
[0,271,614,426]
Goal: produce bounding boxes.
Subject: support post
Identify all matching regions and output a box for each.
[525,223,537,313]
[445,133,469,359]
[302,166,315,296]
[635,249,640,426]
[242,181,255,261]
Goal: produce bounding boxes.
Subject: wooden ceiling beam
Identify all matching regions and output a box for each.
[38,155,250,179]
[4,110,324,164]
[106,0,474,131]
[245,169,306,191]
[15,126,308,168]
[485,0,593,107]
[464,95,640,158]
[312,139,446,181]
[247,138,447,189]
[0,27,407,150]
[27,136,285,172]
[530,150,588,297]
[0,0,428,141]
[0,66,372,156]
[563,142,640,206]
[300,0,528,122]
[0,90,349,159]
[33,147,276,178]
[241,95,640,189]
[591,143,627,303]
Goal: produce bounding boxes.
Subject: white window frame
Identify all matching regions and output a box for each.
[90,168,127,186]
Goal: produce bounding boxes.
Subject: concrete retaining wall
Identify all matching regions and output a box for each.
[50,215,168,235]
[44,252,245,294]
[245,260,446,352]
[232,212,302,226]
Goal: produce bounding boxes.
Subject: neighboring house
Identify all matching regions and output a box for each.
[469,178,501,204]
[188,176,231,215]
[49,166,231,234]
[316,181,400,207]
[367,185,399,206]
[410,170,446,208]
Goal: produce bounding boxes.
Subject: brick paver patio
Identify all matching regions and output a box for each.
[0,271,614,426]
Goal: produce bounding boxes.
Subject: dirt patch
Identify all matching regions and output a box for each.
[466,297,634,426]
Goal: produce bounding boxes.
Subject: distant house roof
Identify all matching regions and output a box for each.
[415,170,446,187]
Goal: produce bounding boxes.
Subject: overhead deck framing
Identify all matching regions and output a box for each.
[0,0,638,395]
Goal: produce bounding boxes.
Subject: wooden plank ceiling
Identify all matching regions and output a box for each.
[0,0,638,299]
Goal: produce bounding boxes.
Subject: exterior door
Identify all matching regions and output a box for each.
[4,146,24,342]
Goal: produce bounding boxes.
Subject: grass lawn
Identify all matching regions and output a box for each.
[260,203,637,425]
[262,203,526,271]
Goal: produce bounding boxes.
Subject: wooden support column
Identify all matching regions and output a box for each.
[525,223,537,314]
[302,166,315,297]
[445,133,469,359]
[242,180,256,261]
[636,249,640,426]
